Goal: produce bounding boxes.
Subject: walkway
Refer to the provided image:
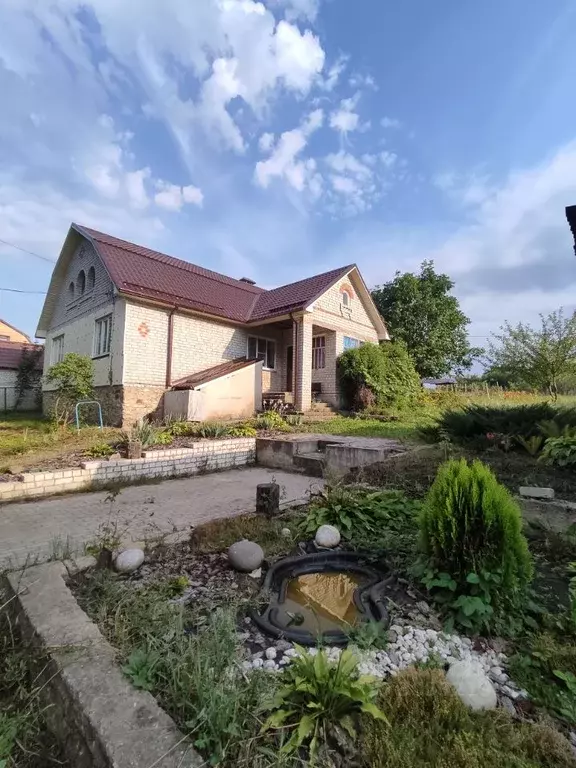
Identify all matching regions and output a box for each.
[0,468,322,571]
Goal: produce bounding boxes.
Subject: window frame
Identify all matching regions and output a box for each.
[77,270,86,295]
[343,336,362,351]
[247,335,277,371]
[341,289,351,308]
[52,334,65,364]
[312,335,326,370]
[93,314,113,358]
[87,266,96,292]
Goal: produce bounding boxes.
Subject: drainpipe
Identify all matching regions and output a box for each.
[290,312,298,403]
[166,307,178,388]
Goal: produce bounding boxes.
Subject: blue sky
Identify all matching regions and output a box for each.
[1,0,576,355]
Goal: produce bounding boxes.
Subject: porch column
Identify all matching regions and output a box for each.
[294,315,313,412]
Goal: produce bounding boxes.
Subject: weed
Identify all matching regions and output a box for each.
[85,441,115,458]
[120,418,160,449]
[196,422,231,438]
[190,512,302,558]
[346,621,388,650]
[229,424,258,437]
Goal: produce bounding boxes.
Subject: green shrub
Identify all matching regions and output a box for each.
[85,442,115,458]
[154,431,174,445]
[262,646,386,762]
[361,666,575,768]
[45,353,94,424]
[196,422,231,438]
[253,411,291,431]
[417,458,533,632]
[541,436,576,467]
[166,419,198,437]
[228,424,258,437]
[120,418,159,448]
[337,341,420,411]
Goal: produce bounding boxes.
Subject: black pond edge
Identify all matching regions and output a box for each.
[250,551,392,646]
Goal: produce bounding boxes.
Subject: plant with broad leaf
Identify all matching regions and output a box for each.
[262,645,387,763]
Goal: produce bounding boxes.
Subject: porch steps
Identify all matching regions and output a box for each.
[293,451,325,477]
[306,401,340,422]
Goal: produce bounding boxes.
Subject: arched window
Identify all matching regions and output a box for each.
[68,281,75,300]
[78,270,86,295]
[87,266,95,291]
[341,289,351,307]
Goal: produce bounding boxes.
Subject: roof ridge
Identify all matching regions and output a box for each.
[74,224,265,295]
[265,264,355,295]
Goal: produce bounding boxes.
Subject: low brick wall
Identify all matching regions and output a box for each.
[0,438,256,503]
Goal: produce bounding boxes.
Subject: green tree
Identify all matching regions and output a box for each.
[371,260,482,377]
[45,353,94,424]
[487,309,576,401]
[15,346,43,408]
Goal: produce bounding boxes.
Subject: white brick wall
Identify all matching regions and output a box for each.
[0,438,256,502]
[171,313,247,382]
[313,275,380,345]
[122,302,169,385]
[43,300,125,389]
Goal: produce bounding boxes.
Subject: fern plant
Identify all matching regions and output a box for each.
[262,646,386,763]
[417,458,533,631]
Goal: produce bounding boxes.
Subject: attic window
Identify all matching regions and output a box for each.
[341,289,351,307]
[87,266,95,291]
[68,281,75,300]
[78,270,86,295]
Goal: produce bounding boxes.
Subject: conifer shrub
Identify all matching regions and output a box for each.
[417,458,533,631]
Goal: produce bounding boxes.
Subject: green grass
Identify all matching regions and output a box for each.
[190,511,302,557]
[301,414,434,441]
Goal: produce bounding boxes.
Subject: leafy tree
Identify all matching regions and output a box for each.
[337,341,421,411]
[371,261,482,377]
[45,353,94,424]
[487,309,576,401]
[15,346,43,408]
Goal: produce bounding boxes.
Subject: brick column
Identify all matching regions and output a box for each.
[294,315,313,412]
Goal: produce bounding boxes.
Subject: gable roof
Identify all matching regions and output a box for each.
[0,318,31,342]
[37,224,387,337]
[0,341,43,371]
[171,357,258,389]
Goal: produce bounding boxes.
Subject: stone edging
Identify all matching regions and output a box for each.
[0,438,256,504]
[2,558,202,768]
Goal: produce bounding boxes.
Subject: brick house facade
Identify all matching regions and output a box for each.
[37,225,388,425]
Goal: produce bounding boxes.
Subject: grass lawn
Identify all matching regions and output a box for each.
[302,413,436,441]
[0,412,121,472]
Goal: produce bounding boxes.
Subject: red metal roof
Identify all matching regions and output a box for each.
[171,357,257,389]
[0,341,44,371]
[75,225,353,324]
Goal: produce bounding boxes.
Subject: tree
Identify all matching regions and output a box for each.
[486,309,576,401]
[15,346,43,408]
[45,353,94,424]
[337,341,421,411]
[371,261,482,378]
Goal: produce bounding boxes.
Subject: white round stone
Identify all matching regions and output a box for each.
[227,540,264,572]
[281,528,292,538]
[314,524,341,548]
[114,548,145,574]
[265,647,277,660]
[263,659,277,671]
[446,660,497,711]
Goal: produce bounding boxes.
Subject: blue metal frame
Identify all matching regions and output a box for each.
[75,400,103,432]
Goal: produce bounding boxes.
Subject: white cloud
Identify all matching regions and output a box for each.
[268,0,321,21]
[381,116,401,129]
[155,181,204,210]
[433,171,492,207]
[125,168,151,209]
[320,54,348,91]
[330,96,360,134]
[255,108,323,193]
[380,150,397,168]
[259,132,275,152]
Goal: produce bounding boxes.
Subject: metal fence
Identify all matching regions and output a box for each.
[1,386,42,413]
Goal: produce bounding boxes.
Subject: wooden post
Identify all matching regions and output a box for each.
[128,440,142,459]
[257,483,280,517]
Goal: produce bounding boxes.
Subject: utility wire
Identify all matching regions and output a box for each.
[0,287,47,294]
[0,237,56,264]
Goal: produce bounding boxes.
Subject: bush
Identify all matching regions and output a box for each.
[252,411,291,431]
[85,442,115,458]
[262,646,386,762]
[120,418,159,448]
[337,341,420,411]
[228,424,258,437]
[44,353,94,424]
[417,458,533,632]
[541,436,576,468]
[424,403,576,447]
[196,422,231,438]
[361,666,575,768]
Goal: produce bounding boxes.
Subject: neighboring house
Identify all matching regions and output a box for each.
[567,205,576,255]
[0,318,31,343]
[0,341,43,411]
[422,377,456,390]
[36,224,388,426]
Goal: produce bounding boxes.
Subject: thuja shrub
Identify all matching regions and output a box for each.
[417,459,533,630]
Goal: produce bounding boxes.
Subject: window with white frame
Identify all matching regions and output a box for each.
[312,335,326,369]
[343,336,362,350]
[341,289,351,307]
[247,336,276,369]
[52,334,65,364]
[94,315,112,357]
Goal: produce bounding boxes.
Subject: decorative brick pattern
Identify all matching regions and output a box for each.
[0,438,256,503]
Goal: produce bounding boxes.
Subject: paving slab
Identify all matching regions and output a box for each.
[0,468,322,571]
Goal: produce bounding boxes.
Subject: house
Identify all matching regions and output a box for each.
[0,340,43,411]
[36,224,388,426]
[567,205,576,255]
[0,318,31,343]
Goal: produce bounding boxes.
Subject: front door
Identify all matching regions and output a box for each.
[286,345,293,392]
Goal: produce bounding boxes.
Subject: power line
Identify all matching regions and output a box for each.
[0,287,47,294]
[0,237,56,264]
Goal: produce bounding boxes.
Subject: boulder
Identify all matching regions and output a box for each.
[114,548,145,574]
[446,660,497,711]
[315,524,341,548]
[227,539,264,572]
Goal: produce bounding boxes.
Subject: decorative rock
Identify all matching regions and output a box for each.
[275,639,291,652]
[281,528,292,538]
[265,647,277,660]
[248,568,262,579]
[446,660,498,711]
[519,486,554,500]
[227,540,264,572]
[314,524,341,549]
[114,548,145,574]
[263,659,277,670]
[500,696,517,716]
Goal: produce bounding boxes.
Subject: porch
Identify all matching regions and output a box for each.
[248,316,340,413]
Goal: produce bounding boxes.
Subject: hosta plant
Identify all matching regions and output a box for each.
[540,436,576,468]
[262,646,386,763]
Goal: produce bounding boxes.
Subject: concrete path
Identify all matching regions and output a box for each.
[0,468,322,571]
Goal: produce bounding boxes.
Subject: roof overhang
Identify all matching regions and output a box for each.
[341,266,390,341]
[567,206,576,255]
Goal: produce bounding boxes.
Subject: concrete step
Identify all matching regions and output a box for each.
[293,451,325,477]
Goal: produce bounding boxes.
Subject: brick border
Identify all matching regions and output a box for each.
[3,559,201,768]
[0,438,256,503]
